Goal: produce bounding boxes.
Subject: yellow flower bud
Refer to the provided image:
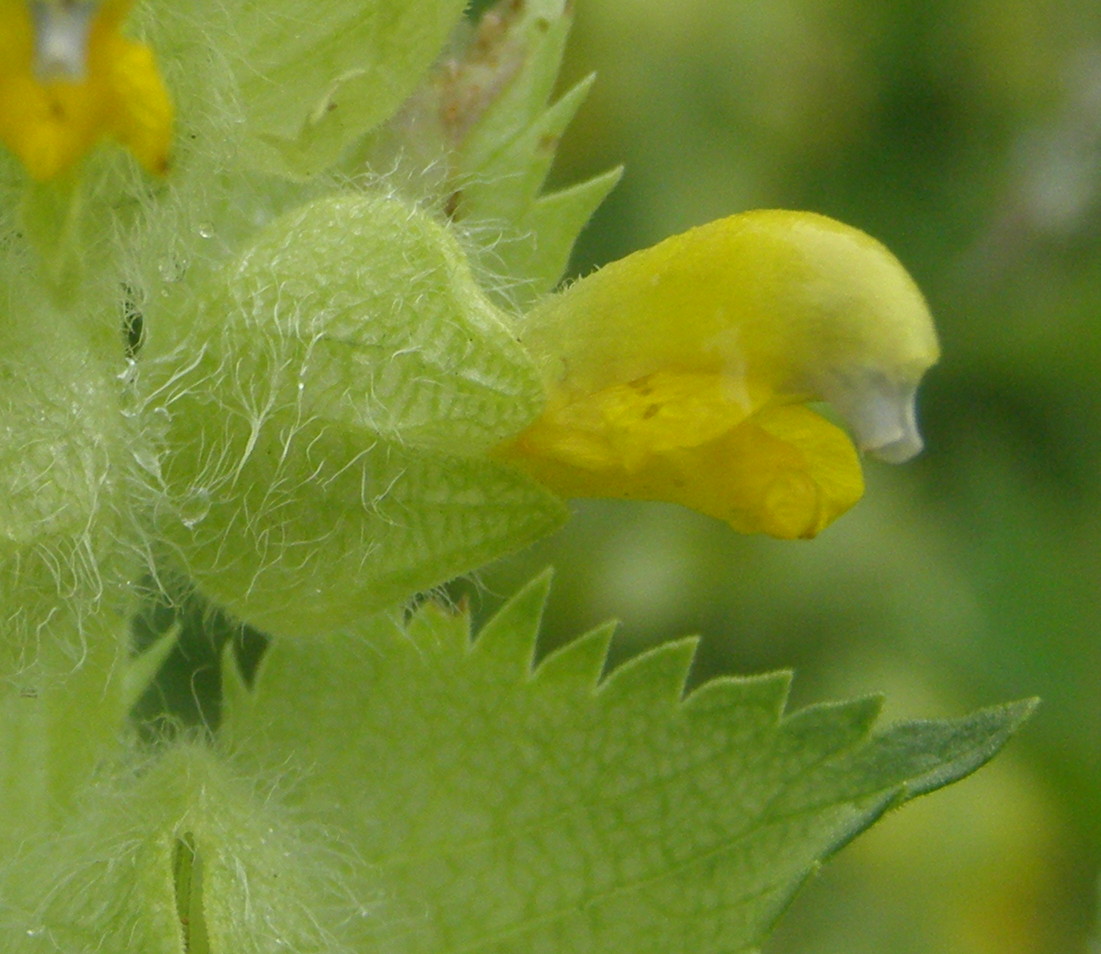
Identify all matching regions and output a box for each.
[0,0,172,179]
[498,210,939,539]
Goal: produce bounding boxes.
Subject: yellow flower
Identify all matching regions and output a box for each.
[0,0,172,180]
[498,210,940,539]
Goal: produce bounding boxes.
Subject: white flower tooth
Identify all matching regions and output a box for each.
[820,371,926,464]
[864,387,924,463]
[31,1,97,81]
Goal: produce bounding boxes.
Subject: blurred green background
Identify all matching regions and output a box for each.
[462,0,1101,951]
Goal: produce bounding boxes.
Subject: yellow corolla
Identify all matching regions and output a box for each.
[499,210,940,539]
[0,0,172,180]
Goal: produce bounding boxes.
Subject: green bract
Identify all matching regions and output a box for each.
[1,1,586,649]
[145,192,562,636]
[361,0,621,305]
[0,300,136,673]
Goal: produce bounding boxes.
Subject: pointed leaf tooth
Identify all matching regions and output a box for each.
[598,636,700,710]
[511,73,598,194]
[763,697,887,816]
[469,569,553,676]
[504,166,624,302]
[218,641,252,732]
[121,623,181,713]
[463,74,598,223]
[780,695,884,749]
[533,620,617,692]
[664,679,794,826]
[682,671,793,728]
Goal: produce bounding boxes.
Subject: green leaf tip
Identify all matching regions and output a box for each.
[534,618,618,691]
[214,574,1033,954]
[856,696,1041,801]
[598,634,701,709]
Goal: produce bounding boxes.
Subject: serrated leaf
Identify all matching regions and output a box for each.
[460,73,597,225]
[456,0,576,174]
[489,165,625,304]
[447,1,617,303]
[221,574,1034,953]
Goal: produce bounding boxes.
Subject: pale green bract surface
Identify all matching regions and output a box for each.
[159,193,545,452]
[0,300,136,673]
[0,0,615,651]
[0,576,1031,954]
[218,0,468,176]
[146,191,563,637]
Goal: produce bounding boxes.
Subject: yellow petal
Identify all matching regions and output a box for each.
[0,0,172,179]
[509,370,758,473]
[96,23,173,175]
[736,404,864,538]
[500,370,862,539]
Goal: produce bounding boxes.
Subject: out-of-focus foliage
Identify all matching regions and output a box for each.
[462,1,1101,951]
